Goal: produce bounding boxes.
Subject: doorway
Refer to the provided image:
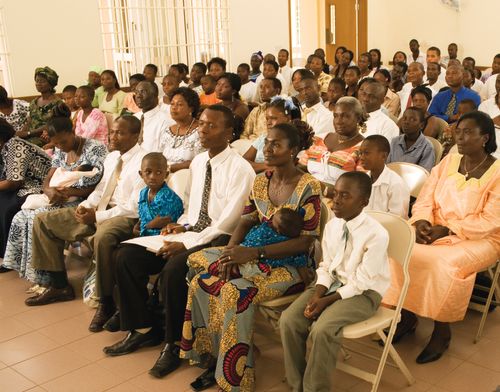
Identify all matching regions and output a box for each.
[324,0,367,66]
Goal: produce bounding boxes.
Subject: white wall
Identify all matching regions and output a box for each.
[228,0,290,71]
[1,0,104,97]
[367,0,499,67]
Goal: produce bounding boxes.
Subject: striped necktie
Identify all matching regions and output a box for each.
[192,161,212,233]
[138,114,145,144]
[445,93,457,118]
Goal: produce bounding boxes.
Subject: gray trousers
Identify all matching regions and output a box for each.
[31,206,136,297]
[279,284,381,392]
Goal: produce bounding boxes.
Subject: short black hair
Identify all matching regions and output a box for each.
[144,63,158,74]
[275,208,303,238]
[279,48,289,57]
[363,134,390,154]
[178,63,189,74]
[346,65,361,77]
[458,110,497,154]
[427,62,441,72]
[206,104,234,129]
[0,118,15,143]
[427,46,441,56]
[458,98,478,111]
[62,85,77,94]
[115,115,141,134]
[410,85,433,102]
[207,57,227,71]
[201,74,216,83]
[77,85,95,100]
[130,73,146,83]
[463,56,476,67]
[237,63,250,72]
[404,106,426,123]
[263,77,282,92]
[374,69,391,83]
[264,60,279,72]
[329,77,346,89]
[142,152,168,169]
[292,68,314,80]
[193,62,207,74]
[171,86,201,117]
[338,171,372,199]
[310,54,325,66]
[141,80,159,97]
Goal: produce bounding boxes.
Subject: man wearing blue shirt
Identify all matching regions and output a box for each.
[428,64,480,123]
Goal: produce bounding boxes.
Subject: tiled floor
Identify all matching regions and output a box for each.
[1,256,500,392]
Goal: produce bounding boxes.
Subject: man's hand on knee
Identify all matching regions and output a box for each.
[75,207,97,225]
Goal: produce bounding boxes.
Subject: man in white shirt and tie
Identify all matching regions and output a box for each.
[280,171,390,392]
[26,116,147,330]
[358,78,399,142]
[297,74,333,138]
[134,81,174,152]
[398,62,436,117]
[278,48,292,93]
[103,105,255,380]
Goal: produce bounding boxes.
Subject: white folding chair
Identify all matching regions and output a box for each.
[425,135,443,164]
[470,260,500,343]
[258,200,332,334]
[231,139,253,155]
[335,211,416,391]
[167,169,190,203]
[387,162,429,199]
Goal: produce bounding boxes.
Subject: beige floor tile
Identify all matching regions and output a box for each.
[38,311,94,345]
[0,331,59,366]
[0,292,34,317]
[128,361,202,392]
[0,269,19,282]
[14,299,90,329]
[467,337,500,372]
[41,363,125,392]
[445,328,485,361]
[426,387,453,392]
[96,346,162,380]
[436,361,500,392]
[0,276,32,297]
[12,346,91,384]
[65,331,128,362]
[0,367,35,392]
[0,317,33,343]
[25,387,48,392]
[105,381,146,391]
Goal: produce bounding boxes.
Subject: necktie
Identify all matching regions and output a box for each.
[192,161,212,233]
[138,114,145,145]
[96,157,123,211]
[341,223,349,251]
[301,107,313,122]
[445,93,457,118]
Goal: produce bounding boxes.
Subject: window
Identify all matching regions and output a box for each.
[98,0,231,85]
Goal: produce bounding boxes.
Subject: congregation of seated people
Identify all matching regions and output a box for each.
[0,38,498,392]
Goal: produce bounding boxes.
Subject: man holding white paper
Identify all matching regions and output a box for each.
[103,105,255,380]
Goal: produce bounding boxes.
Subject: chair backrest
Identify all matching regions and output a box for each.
[425,135,443,164]
[319,199,332,241]
[231,139,253,156]
[434,117,448,140]
[387,162,429,198]
[167,169,190,202]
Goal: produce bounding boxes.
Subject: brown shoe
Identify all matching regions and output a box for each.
[89,303,116,333]
[25,285,75,306]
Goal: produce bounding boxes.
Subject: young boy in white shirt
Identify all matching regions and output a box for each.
[359,135,410,218]
[280,171,391,392]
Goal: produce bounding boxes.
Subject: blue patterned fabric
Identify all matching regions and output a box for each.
[138,183,184,236]
[241,221,308,268]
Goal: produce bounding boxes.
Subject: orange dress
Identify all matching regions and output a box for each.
[383,154,500,322]
[199,92,220,106]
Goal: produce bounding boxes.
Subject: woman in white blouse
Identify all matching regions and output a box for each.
[159,87,204,172]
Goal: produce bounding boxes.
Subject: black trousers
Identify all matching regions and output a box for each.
[115,234,230,343]
[0,190,26,258]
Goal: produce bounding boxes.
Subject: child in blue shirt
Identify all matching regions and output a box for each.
[134,153,184,237]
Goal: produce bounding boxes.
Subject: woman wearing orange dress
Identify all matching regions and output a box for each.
[383,111,499,364]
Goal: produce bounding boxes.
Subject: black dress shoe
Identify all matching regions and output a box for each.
[0,266,12,273]
[190,366,217,391]
[149,343,181,379]
[103,311,120,332]
[416,338,451,364]
[103,329,162,356]
[25,285,75,306]
[89,302,116,332]
[379,318,418,346]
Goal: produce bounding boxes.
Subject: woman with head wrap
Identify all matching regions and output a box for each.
[215,72,250,140]
[87,66,105,108]
[249,51,263,82]
[19,67,62,147]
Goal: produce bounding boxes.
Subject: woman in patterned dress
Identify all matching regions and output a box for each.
[1,105,107,283]
[180,122,322,391]
[0,119,51,264]
[301,96,366,198]
[0,86,29,132]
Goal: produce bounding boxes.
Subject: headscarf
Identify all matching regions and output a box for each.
[252,51,264,61]
[89,66,104,75]
[34,66,59,87]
